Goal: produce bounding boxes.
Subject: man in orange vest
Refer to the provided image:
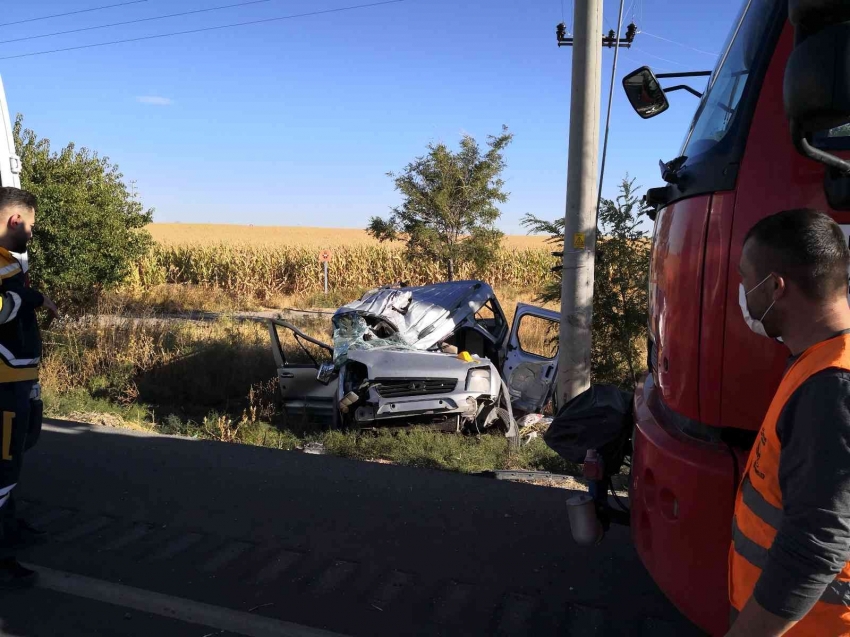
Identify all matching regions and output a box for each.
[727,208,850,636]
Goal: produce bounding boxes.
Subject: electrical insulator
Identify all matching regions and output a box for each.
[556,22,566,40]
[626,22,637,42]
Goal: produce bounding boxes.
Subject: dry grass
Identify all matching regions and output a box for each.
[39,309,577,475]
[40,310,277,423]
[147,223,552,250]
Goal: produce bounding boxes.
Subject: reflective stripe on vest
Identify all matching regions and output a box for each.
[729,333,850,632]
[732,515,850,606]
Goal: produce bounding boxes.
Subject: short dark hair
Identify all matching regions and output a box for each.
[0,187,36,214]
[744,208,850,301]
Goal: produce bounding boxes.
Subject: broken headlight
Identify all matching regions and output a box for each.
[465,368,492,393]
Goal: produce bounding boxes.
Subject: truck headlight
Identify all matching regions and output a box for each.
[466,368,491,393]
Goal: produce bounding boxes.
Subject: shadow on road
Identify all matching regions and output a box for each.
[0,420,705,637]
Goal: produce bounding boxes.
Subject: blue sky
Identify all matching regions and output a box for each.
[1,0,742,234]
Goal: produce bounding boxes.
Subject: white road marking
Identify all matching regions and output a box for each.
[28,565,349,637]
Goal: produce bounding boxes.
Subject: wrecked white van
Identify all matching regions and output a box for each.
[268,281,560,441]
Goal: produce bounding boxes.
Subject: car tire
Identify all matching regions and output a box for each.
[478,405,512,434]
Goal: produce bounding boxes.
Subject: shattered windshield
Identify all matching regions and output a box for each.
[332,314,415,368]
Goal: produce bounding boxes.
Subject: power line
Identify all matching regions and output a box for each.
[0,1,149,29]
[630,45,690,68]
[596,0,626,229]
[0,0,287,47]
[623,51,673,73]
[0,0,406,61]
[639,30,719,57]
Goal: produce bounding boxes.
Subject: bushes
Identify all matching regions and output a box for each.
[15,115,153,311]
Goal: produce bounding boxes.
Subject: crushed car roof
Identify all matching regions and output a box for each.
[333,280,496,350]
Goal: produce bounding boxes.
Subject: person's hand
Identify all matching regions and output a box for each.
[41,294,59,319]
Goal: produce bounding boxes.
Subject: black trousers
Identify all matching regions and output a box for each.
[0,380,41,558]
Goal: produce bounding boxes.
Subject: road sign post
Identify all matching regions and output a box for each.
[319,250,333,295]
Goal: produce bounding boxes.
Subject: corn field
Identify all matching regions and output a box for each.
[128,243,555,300]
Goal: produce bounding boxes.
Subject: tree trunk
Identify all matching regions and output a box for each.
[446,258,455,282]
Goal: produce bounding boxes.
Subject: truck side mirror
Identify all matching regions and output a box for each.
[784,22,850,132]
[622,66,669,119]
[784,22,850,180]
[789,0,850,37]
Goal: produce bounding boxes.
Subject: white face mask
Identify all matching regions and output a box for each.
[739,274,778,340]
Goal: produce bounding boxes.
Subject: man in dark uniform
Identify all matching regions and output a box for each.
[0,187,57,588]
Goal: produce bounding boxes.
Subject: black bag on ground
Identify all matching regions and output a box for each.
[543,384,633,466]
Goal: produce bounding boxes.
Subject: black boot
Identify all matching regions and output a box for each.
[0,558,37,589]
[7,518,48,549]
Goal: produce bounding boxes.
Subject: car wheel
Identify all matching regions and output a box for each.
[478,405,512,434]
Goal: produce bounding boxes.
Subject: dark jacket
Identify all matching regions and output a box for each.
[0,248,43,383]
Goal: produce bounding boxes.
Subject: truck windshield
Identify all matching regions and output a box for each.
[680,0,775,158]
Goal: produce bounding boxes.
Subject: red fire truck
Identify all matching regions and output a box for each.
[619,1,850,634]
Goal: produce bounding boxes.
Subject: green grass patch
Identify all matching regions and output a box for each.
[43,386,152,428]
[322,428,580,475]
[45,388,580,476]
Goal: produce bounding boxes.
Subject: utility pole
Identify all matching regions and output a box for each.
[553,9,637,407]
[556,0,604,406]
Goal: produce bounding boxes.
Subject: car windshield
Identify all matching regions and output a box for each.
[680,0,775,158]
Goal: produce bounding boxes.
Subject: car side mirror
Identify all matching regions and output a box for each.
[622,66,669,119]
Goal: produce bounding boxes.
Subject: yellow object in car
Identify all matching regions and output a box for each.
[457,351,474,363]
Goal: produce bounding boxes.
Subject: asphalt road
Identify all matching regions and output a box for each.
[0,420,704,637]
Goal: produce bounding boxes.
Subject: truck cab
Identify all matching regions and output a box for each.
[624,1,850,634]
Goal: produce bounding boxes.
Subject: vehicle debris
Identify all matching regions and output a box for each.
[268,280,561,443]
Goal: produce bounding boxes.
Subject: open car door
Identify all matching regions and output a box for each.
[268,319,338,422]
[502,303,560,413]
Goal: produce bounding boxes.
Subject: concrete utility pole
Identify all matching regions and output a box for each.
[557,0,604,407]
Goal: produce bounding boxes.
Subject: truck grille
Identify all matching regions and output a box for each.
[374,378,458,398]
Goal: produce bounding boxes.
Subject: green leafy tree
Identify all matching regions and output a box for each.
[522,176,651,387]
[368,127,512,281]
[14,114,153,311]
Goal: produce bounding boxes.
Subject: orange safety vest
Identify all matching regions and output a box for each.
[729,333,850,636]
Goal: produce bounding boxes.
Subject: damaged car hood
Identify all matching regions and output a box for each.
[347,347,492,379]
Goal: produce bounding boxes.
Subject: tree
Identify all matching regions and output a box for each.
[368,127,512,281]
[522,176,652,388]
[14,114,153,311]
